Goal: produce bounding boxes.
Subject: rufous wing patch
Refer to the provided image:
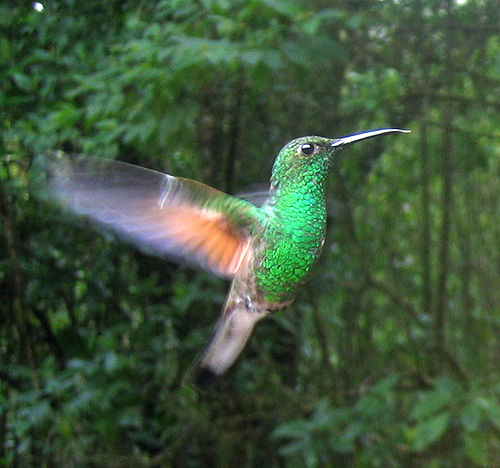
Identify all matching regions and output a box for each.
[164,207,250,277]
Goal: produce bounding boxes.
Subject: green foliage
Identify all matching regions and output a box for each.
[1,0,499,466]
[275,376,403,466]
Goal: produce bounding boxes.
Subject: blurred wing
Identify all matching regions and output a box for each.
[42,154,260,278]
[237,184,270,207]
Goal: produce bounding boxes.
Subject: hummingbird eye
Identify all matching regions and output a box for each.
[300,143,317,156]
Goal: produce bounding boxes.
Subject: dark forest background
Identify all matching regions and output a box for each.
[1,0,499,466]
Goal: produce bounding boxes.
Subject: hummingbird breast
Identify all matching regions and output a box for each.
[252,190,328,305]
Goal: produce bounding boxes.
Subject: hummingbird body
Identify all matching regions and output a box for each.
[44,129,409,379]
[254,136,333,304]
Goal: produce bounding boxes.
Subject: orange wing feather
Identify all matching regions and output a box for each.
[165,208,251,276]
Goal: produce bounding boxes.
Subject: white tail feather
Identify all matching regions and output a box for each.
[199,305,263,375]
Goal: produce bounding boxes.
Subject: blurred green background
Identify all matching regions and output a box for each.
[1,0,499,466]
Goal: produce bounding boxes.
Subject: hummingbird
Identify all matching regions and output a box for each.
[44,128,409,381]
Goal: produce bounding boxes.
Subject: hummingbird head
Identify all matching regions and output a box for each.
[270,128,410,191]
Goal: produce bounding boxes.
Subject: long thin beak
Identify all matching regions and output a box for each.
[331,128,410,148]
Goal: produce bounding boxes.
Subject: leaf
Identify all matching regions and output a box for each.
[411,412,450,451]
[370,374,400,394]
[461,400,483,431]
[261,0,303,19]
[464,433,489,467]
[410,380,457,420]
[477,397,500,431]
[273,420,312,439]
[300,8,343,35]
[278,438,308,457]
[282,41,312,67]
[11,71,33,91]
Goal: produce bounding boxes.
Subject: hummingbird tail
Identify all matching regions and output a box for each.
[188,302,264,388]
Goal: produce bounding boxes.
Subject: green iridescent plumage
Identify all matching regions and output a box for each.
[254,136,334,303]
[43,128,409,382]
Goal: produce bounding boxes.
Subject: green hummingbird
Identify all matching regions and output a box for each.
[45,128,409,380]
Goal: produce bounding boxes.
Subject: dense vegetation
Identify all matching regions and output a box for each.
[1,0,499,466]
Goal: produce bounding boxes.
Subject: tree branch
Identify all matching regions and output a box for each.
[433,0,454,370]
